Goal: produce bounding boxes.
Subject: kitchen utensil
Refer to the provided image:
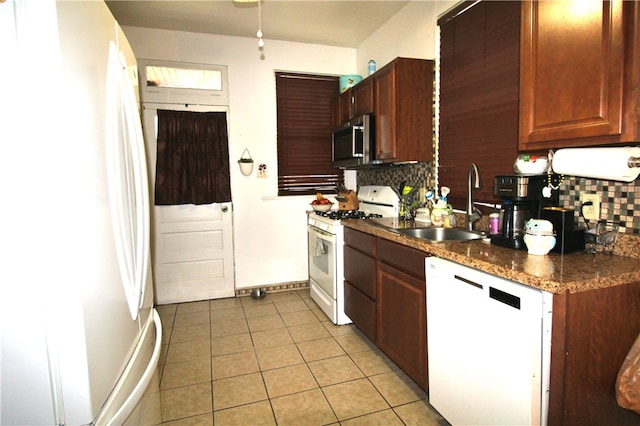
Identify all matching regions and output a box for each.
[395,181,406,200]
[440,186,450,199]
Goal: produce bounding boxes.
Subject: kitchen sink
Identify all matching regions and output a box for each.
[395,227,486,242]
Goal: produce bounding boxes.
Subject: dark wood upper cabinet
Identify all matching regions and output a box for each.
[332,57,434,163]
[334,88,353,127]
[374,58,434,163]
[519,0,640,150]
[332,78,374,128]
[352,78,374,117]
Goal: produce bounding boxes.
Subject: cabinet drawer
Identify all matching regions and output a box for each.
[345,228,375,255]
[378,238,428,279]
[344,281,376,341]
[344,246,376,299]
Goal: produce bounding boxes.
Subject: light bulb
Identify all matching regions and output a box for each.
[258,38,264,47]
[257,29,263,38]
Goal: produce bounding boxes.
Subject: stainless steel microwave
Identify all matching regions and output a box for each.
[332,114,375,168]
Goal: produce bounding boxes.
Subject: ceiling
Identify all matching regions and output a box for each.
[106,1,411,48]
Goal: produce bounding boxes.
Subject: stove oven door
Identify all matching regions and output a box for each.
[307,225,336,300]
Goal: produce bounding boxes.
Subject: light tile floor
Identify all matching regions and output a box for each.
[155,288,450,425]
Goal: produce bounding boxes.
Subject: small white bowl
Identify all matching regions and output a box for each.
[514,155,549,175]
[311,203,332,212]
[523,232,556,255]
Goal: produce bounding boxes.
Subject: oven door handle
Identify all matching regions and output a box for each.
[308,225,334,240]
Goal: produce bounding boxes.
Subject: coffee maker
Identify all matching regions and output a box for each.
[490,175,552,249]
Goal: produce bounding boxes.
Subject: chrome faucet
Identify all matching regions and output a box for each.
[465,163,482,231]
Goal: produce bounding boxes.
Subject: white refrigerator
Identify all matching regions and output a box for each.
[0,1,162,424]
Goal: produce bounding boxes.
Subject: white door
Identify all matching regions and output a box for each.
[142,104,235,304]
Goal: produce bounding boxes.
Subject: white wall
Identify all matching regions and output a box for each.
[123,27,355,289]
[357,1,437,74]
[122,0,458,291]
[356,1,458,75]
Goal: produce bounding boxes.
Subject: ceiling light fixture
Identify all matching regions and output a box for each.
[234,0,264,48]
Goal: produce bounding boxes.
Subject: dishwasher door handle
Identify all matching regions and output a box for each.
[454,274,483,290]
[489,287,521,310]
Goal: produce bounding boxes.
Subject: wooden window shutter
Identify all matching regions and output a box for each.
[438,1,521,209]
[276,72,343,196]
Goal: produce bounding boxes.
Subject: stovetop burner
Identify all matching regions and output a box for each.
[315,210,383,220]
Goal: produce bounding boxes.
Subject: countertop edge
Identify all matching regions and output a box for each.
[342,219,640,294]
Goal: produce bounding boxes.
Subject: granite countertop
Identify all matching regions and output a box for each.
[342,218,640,294]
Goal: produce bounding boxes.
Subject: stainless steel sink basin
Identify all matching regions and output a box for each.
[395,227,486,242]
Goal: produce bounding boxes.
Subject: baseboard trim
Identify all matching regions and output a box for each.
[235,281,310,297]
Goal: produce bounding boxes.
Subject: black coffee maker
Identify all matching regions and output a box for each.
[490,175,552,249]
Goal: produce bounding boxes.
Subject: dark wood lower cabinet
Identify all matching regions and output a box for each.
[344,281,376,341]
[344,228,640,423]
[344,230,377,342]
[344,229,429,391]
[377,262,428,390]
[548,282,640,426]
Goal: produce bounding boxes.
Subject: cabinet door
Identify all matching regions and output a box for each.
[377,263,428,390]
[373,58,434,163]
[374,65,397,161]
[353,78,374,117]
[331,96,341,128]
[339,89,353,124]
[519,0,626,149]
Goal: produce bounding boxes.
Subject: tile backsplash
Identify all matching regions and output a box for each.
[357,164,639,236]
[357,162,435,203]
[560,176,640,235]
[357,162,434,188]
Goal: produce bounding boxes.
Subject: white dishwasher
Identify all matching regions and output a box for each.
[426,257,552,426]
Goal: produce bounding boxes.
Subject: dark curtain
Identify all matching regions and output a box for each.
[155,110,231,205]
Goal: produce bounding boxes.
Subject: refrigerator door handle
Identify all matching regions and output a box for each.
[94,309,162,425]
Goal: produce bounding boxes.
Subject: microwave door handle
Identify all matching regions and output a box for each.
[352,125,364,157]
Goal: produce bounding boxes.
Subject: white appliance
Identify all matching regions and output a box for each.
[307,186,399,324]
[426,257,552,426]
[1,2,161,425]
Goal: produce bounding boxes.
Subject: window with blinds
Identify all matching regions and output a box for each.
[276,72,342,196]
[438,1,521,210]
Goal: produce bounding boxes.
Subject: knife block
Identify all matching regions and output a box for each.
[338,191,359,211]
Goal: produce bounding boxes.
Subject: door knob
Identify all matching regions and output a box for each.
[221,205,228,213]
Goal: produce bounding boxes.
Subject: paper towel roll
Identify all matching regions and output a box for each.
[552,146,640,182]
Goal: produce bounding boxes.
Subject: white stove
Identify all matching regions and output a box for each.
[307,186,399,324]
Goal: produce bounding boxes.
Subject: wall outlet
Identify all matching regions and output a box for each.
[581,193,600,221]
